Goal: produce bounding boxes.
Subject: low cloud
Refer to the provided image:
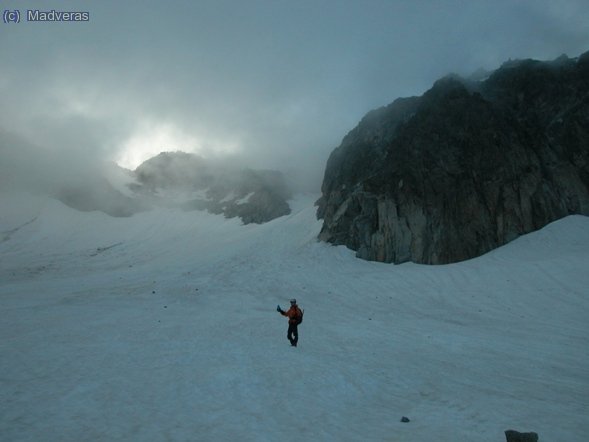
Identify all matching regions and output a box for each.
[1,0,588,194]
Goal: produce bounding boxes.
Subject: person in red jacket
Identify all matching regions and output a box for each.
[277,298,303,347]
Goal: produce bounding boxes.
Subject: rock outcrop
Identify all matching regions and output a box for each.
[505,430,539,442]
[316,52,589,264]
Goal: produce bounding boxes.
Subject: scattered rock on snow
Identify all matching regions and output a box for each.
[505,429,539,442]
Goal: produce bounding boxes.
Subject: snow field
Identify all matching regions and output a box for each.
[1,192,588,441]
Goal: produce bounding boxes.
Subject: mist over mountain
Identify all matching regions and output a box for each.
[317,51,589,264]
[0,140,292,224]
[64,152,292,224]
[131,151,292,224]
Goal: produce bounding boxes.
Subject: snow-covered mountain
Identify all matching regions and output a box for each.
[0,191,588,441]
[2,148,293,224]
[132,151,292,224]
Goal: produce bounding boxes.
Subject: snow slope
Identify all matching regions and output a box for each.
[1,192,588,441]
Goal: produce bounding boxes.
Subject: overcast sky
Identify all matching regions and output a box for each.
[1,0,588,190]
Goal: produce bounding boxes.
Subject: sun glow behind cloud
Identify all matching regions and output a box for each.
[2,0,588,189]
[115,122,241,170]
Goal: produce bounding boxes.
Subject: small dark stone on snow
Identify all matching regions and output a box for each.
[401,416,410,423]
[152,291,156,294]
[505,430,539,442]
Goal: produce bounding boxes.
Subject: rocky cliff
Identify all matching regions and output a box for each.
[316,52,589,264]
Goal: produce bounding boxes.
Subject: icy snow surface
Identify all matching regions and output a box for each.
[1,192,588,441]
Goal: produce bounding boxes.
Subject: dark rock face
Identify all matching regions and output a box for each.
[215,169,291,224]
[317,53,589,264]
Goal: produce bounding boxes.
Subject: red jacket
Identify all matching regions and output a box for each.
[282,305,302,325]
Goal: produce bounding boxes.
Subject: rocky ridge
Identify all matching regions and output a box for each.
[316,52,589,264]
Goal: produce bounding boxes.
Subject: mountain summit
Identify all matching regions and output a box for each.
[316,52,589,264]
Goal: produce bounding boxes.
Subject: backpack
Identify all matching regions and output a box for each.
[295,307,304,325]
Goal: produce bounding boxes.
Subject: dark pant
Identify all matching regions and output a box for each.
[287,323,298,346]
